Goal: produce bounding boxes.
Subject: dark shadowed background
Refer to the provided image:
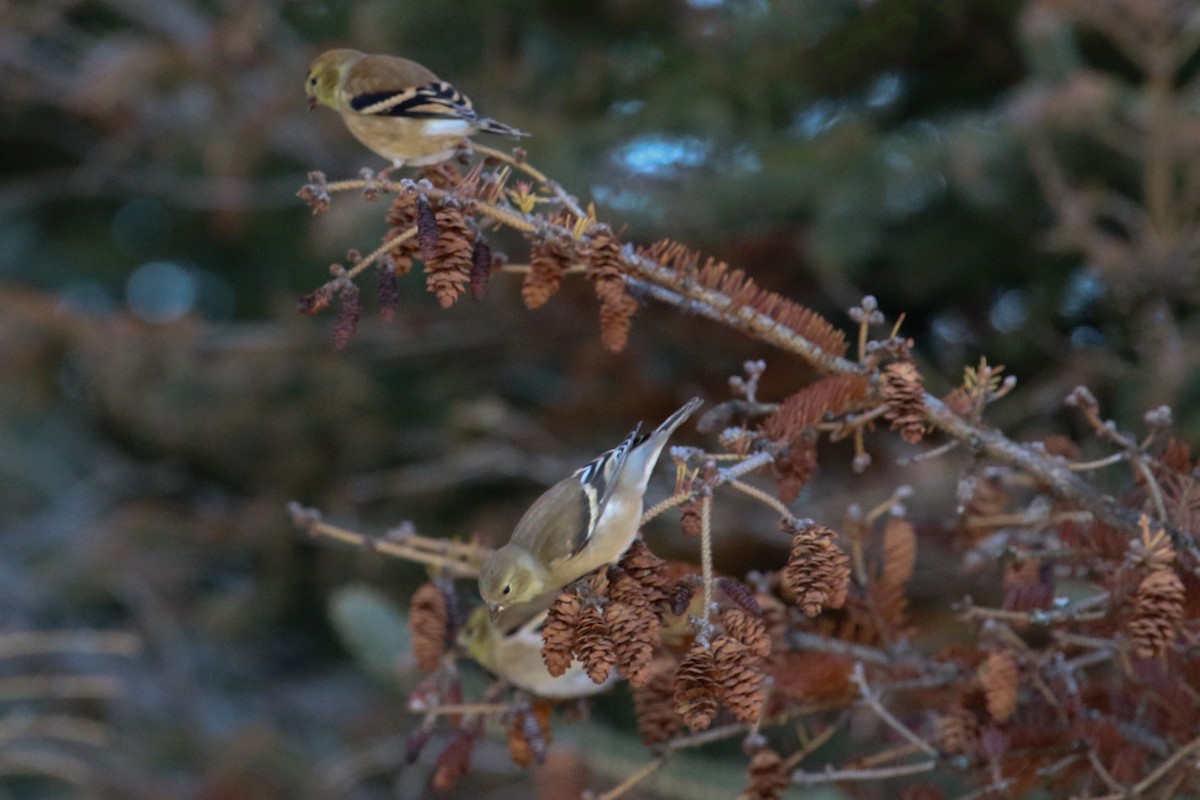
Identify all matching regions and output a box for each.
[2,0,1197,797]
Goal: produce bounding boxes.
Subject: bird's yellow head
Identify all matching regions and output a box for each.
[478,545,545,617]
[305,49,361,110]
[456,606,495,669]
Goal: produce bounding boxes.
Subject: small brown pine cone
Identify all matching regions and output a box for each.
[978,650,1019,723]
[633,658,684,746]
[586,229,638,353]
[541,591,582,677]
[880,360,929,444]
[881,517,917,587]
[598,290,638,353]
[1129,568,1185,658]
[409,581,448,672]
[606,601,660,687]
[585,228,624,285]
[426,206,474,308]
[607,567,650,610]
[935,707,979,755]
[756,593,790,653]
[738,748,789,800]
[712,635,765,723]
[721,607,771,660]
[523,237,574,309]
[774,441,818,504]
[575,604,616,684]
[620,540,672,602]
[383,195,420,276]
[781,521,851,616]
[673,642,721,730]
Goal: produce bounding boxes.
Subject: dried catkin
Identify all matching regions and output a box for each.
[409,581,449,672]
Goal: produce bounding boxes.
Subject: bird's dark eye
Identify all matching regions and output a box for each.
[502,585,511,595]
[309,77,317,86]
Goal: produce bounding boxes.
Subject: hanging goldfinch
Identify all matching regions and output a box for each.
[478,398,703,616]
[305,48,528,167]
[458,606,615,699]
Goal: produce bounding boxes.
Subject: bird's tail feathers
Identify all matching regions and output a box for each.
[651,397,704,443]
[479,118,530,138]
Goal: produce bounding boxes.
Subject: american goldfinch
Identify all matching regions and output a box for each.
[479,398,703,615]
[458,606,614,698]
[305,48,529,167]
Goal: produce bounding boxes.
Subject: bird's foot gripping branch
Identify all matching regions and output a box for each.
[293,146,1200,800]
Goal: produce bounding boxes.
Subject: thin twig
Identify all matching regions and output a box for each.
[289,502,485,577]
[589,756,667,800]
[782,721,842,769]
[0,676,121,702]
[728,479,793,518]
[792,760,936,786]
[854,742,926,769]
[468,142,587,219]
[849,663,937,757]
[788,632,894,665]
[1067,452,1126,472]
[700,492,714,623]
[641,491,692,526]
[1134,734,1200,795]
[0,631,140,660]
[0,715,110,748]
[1087,748,1127,795]
[343,226,416,281]
[420,703,512,717]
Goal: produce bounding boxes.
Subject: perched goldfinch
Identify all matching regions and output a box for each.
[305,48,528,167]
[458,606,615,699]
[479,398,703,616]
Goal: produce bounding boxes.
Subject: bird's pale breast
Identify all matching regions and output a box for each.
[342,113,477,166]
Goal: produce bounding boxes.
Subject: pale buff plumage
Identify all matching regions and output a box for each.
[305,48,528,167]
[458,606,615,699]
[478,398,703,616]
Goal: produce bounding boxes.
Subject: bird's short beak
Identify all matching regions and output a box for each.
[487,602,503,621]
[306,96,318,111]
